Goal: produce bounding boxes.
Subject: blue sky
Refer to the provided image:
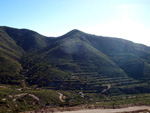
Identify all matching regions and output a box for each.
[0,0,150,46]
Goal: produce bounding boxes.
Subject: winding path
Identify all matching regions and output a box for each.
[10,93,39,103]
[58,93,65,102]
[102,84,111,93]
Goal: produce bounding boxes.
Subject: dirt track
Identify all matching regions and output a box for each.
[56,106,150,113]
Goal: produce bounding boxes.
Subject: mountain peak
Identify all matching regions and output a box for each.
[71,29,81,32]
[68,29,82,35]
[59,29,83,39]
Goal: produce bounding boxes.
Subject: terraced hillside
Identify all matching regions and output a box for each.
[1,26,150,94]
[20,29,150,95]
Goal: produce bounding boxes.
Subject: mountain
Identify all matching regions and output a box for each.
[2,26,54,52]
[0,26,150,94]
[0,26,54,84]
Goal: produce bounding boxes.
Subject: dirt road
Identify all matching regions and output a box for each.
[56,106,150,113]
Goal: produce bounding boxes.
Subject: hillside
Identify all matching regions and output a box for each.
[0,26,150,90]
[1,26,150,112]
[0,27,24,84]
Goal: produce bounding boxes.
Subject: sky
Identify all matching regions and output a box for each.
[0,0,150,46]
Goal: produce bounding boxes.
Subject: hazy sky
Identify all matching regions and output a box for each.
[0,0,150,46]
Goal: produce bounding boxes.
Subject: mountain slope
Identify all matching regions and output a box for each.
[0,26,54,84]
[73,31,150,79]
[20,29,150,93]
[23,31,128,90]
[0,26,150,93]
[0,27,24,84]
